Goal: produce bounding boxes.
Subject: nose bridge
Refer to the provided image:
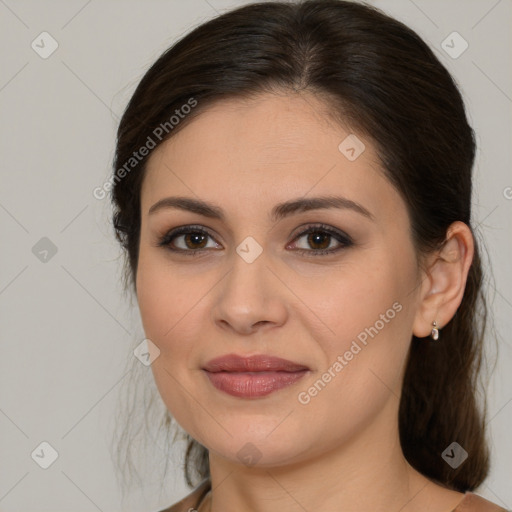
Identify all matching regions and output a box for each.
[212,237,288,333]
[225,238,269,304]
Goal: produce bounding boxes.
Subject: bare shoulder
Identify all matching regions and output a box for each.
[454,492,510,512]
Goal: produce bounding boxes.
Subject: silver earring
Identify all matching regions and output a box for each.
[431,321,439,341]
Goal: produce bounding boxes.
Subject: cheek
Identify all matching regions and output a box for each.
[294,291,411,447]
[301,253,416,396]
[136,250,215,424]
[308,257,409,343]
[136,261,202,435]
[136,247,201,341]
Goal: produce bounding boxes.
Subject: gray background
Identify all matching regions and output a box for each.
[0,0,511,511]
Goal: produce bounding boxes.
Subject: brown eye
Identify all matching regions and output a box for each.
[158,223,352,257]
[289,224,353,256]
[305,232,332,250]
[181,232,209,250]
[158,226,221,254]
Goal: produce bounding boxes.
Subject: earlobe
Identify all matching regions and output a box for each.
[412,221,474,340]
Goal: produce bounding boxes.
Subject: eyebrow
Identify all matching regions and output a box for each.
[148,195,374,222]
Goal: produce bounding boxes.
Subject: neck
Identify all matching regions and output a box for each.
[206,403,442,512]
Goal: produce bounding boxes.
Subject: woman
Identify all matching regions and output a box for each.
[110,1,509,511]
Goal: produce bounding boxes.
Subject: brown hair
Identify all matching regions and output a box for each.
[111,0,492,494]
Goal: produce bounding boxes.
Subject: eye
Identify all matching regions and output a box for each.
[288,224,353,256]
[157,225,220,255]
[157,223,353,257]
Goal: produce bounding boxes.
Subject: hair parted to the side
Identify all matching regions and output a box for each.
[110,0,494,494]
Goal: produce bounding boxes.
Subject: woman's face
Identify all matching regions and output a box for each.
[136,92,424,467]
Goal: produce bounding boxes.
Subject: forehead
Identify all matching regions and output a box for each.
[141,92,402,224]
[150,92,367,164]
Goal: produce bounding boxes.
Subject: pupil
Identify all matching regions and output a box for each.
[309,233,330,250]
[186,233,207,249]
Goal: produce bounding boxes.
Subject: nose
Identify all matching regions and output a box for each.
[211,248,289,336]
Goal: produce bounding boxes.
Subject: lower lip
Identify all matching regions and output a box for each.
[203,370,308,398]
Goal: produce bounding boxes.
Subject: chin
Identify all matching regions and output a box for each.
[209,439,309,468]
[194,417,318,469]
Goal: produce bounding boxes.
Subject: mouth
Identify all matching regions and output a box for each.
[202,354,310,399]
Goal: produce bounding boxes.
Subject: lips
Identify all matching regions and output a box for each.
[203,354,310,373]
[202,354,310,398]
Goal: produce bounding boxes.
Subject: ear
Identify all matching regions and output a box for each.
[412,221,474,338]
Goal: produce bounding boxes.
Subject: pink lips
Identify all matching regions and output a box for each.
[202,354,310,399]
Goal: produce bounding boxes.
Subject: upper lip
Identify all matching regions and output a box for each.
[203,354,310,373]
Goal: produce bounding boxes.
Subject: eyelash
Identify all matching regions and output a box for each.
[157,223,353,257]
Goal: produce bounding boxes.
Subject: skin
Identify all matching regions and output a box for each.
[136,91,474,512]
